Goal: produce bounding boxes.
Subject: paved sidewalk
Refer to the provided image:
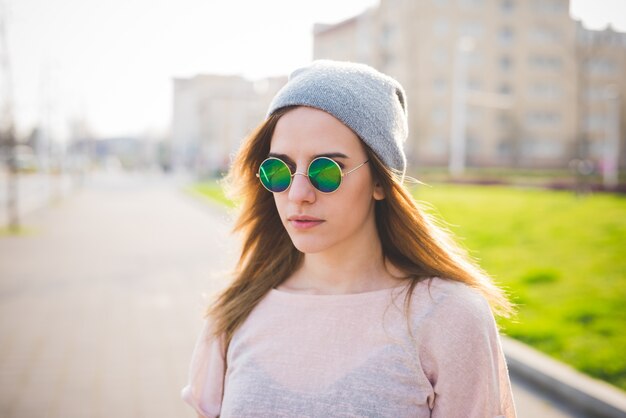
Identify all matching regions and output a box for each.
[0,171,237,418]
[0,171,599,417]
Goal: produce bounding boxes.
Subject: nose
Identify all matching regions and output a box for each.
[288,171,316,204]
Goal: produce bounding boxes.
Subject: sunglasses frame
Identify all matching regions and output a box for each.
[256,156,369,194]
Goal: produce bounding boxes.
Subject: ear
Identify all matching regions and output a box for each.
[373,181,385,200]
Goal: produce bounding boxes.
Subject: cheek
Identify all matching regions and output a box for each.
[329,183,375,222]
[272,195,289,222]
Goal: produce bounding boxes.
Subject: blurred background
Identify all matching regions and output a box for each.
[0,0,625,417]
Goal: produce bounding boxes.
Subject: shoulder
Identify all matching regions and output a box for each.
[408,277,494,331]
[407,278,501,370]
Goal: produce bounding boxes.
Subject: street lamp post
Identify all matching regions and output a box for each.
[449,37,474,177]
[602,86,620,189]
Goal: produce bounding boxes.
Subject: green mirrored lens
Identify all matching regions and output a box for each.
[309,158,341,193]
[259,158,291,192]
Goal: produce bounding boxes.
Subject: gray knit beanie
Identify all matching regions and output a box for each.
[266,60,408,176]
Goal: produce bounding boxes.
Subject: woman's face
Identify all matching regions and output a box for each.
[268,106,384,255]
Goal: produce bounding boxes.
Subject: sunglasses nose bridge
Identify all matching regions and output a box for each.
[287,170,316,199]
[292,171,312,188]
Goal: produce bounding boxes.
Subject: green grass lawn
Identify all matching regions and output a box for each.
[189,181,626,391]
[412,183,626,391]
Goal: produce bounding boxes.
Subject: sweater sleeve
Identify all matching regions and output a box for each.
[418,283,517,418]
[180,319,226,418]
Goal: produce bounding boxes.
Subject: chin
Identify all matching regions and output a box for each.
[288,234,334,254]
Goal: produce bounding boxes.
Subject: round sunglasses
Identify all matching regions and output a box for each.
[256,156,369,194]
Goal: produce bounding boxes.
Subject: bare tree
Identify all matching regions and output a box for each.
[0,0,18,232]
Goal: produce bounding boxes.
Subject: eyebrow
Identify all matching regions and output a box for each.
[268,152,349,162]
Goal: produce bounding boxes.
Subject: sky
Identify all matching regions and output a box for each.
[3,0,626,141]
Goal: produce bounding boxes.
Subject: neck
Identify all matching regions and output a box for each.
[282,221,403,295]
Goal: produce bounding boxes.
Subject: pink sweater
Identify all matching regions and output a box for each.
[181,277,517,417]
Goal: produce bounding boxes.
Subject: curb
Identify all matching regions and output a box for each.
[501,336,626,418]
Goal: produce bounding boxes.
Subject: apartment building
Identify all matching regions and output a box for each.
[577,22,626,173]
[171,74,286,175]
[314,0,624,171]
[314,8,378,64]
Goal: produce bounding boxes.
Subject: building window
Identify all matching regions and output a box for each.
[532,0,567,13]
[381,24,396,47]
[467,108,484,125]
[497,139,512,157]
[528,83,563,100]
[499,84,513,95]
[467,51,483,68]
[459,0,484,7]
[529,26,559,43]
[430,134,447,155]
[500,0,514,13]
[431,49,449,66]
[431,107,447,125]
[585,86,608,101]
[466,79,482,91]
[461,21,484,38]
[527,138,564,158]
[585,58,617,76]
[526,111,561,127]
[589,140,604,158]
[382,51,395,68]
[467,135,481,155]
[498,27,514,45]
[585,113,605,132]
[433,79,448,95]
[529,55,562,71]
[499,55,513,71]
[520,135,565,158]
[498,113,513,129]
[433,19,449,37]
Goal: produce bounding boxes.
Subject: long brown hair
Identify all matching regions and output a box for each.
[208,106,514,345]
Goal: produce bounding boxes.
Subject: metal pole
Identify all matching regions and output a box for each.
[449,37,473,177]
[603,86,620,189]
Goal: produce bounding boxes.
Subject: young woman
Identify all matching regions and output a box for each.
[182,60,517,417]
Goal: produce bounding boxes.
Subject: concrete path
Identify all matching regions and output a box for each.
[0,171,597,417]
[0,171,238,418]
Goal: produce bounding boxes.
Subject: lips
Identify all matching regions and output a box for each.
[287,215,325,230]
